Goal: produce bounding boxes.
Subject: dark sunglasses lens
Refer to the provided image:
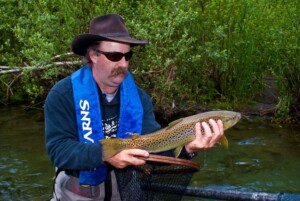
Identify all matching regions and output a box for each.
[124,51,133,61]
[106,51,133,62]
[106,53,122,62]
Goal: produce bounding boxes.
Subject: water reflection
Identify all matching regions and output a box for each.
[0,107,300,200]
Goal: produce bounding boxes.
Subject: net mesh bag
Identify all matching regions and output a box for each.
[115,154,200,201]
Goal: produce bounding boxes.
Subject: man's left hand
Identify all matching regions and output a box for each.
[185,119,224,153]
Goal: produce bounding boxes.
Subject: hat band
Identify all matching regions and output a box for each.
[99,32,130,37]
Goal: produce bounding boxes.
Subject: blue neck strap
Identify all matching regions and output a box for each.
[71,66,143,185]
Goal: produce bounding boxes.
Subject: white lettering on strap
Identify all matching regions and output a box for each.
[79,100,94,143]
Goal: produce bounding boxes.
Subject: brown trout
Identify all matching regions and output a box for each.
[100,110,241,160]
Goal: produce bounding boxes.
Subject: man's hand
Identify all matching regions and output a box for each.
[185,119,224,153]
[104,149,149,168]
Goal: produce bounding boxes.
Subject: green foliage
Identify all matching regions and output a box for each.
[0,0,299,121]
[275,95,291,121]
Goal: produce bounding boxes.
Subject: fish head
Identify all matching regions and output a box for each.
[220,111,241,130]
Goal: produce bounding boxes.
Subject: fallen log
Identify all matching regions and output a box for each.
[145,184,300,201]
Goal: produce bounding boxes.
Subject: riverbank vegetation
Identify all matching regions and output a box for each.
[0,0,299,123]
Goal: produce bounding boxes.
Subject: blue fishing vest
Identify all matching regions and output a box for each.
[71,66,143,186]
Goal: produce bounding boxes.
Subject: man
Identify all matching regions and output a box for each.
[45,14,224,201]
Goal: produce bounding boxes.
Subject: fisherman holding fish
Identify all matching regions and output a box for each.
[45,14,225,201]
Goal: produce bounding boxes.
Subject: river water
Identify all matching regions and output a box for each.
[0,106,299,201]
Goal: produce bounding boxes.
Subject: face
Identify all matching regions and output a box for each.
[90,41,131,94]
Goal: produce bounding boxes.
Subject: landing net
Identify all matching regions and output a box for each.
[115,154,200,201]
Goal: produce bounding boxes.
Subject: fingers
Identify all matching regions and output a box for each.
[209,119,219,135]
[185,119,224,153]
[105,149,149,169]
[194,122,202,140]
[127,149,149,158]
[217,119,224,134]
[207,119,224,147]
[200,121,214,148]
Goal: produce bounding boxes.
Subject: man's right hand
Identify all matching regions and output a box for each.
[104,149,149,168]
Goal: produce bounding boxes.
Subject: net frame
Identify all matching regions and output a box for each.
[135,154,200,174]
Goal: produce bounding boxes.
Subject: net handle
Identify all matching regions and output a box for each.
[138,154,200,171]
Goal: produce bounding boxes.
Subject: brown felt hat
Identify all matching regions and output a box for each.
[71,14,148,56]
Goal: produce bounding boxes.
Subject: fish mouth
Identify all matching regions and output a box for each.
[232,112,242,123]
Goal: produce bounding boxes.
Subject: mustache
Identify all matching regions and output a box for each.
[109,67,128,78]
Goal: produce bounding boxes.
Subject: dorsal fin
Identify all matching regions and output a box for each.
[166,118,183,130]
[126,132,140,140]
[131,134,140,140]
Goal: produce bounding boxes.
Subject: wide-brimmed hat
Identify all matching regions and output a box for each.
[71,14,148,56]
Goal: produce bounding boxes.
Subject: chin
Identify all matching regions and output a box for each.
[112,76,125,85]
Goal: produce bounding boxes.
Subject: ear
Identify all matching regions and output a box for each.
[89,50,98,64]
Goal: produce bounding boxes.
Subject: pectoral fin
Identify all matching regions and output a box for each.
[175,146,183,158]
[219,135,229,149]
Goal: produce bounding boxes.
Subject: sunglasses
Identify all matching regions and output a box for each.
[94,49,133,62]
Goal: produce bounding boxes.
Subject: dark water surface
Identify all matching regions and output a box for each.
[0,106,299,201]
